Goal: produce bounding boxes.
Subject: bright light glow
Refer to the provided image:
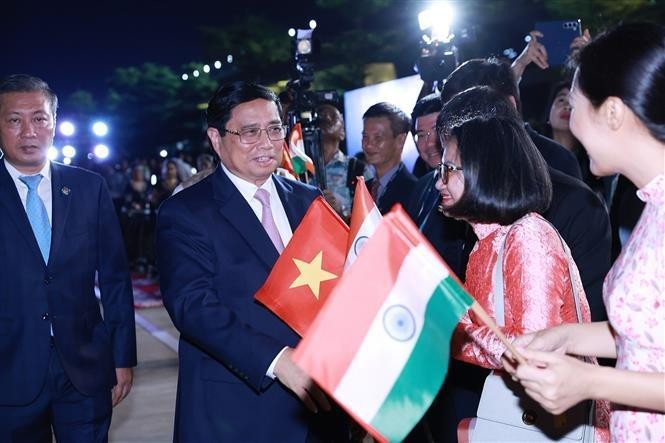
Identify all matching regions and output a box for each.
[214,60,222,69]
[191,167,197,175]
[47,146,59,160]
[150,174,157,186]
[297,39,312,55]
[203,64,210,73]
[159,149,168,158]
[288,28,296,37]
[92,121,109,137]
[59,121,76,137]
[63,157,72,165]
[193,70,200,77]
[62,145,76,158]
[227,54,233,63]
[93,144,109,159]
[418,2,454,42]
[309,20,317,30]
[182,73,189,80]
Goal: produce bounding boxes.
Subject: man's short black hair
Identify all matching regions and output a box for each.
[438,86,551,225]
[410,93,442,134]
[0,74,58,116]
[441,58,522,114]
[206,81,282,133]
[362,102,411,136]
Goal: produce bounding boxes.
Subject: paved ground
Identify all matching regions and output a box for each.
[109,306,179,443]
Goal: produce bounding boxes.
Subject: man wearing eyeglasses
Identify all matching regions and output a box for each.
[406,93,469,280]
[155,81,345,442]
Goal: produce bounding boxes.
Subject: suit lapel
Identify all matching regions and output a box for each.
[212,168,279,269]
[48,163,72,266]
[0,162,46,264]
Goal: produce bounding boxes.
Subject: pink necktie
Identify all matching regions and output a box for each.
[254,188,285,253]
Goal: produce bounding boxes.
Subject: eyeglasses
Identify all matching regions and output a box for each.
[224,124,288,144]
[414,128,436,145]
[436,162,463,185]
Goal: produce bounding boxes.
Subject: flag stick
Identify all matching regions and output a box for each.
[469,301,527,366]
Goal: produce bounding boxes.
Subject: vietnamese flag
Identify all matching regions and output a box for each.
[255,196,349,337]
[293,206,474,443]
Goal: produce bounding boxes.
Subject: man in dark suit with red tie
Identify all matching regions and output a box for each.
[156,81,345,442]
[0,74,136,442]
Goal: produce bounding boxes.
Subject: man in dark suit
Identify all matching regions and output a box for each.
[406,93,468,279]
[0,75,136,442]
[156,82,343,442]
[362,102,417,214]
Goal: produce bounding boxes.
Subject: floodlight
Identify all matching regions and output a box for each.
[418,2,454,42]
[47,146,59,160]
[93,144,109,159]
[214,60,222,69]
[203,64,210,73]
[59,121,75,137]
[182,74,189,80]
[159,149,168,158]
[92,121,109,137]
[309,20,317,30]
[62,145,76,158]
[63,157,72,165]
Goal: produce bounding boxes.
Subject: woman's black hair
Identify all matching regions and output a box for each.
[577,22,665,143]
[437,86,552,225]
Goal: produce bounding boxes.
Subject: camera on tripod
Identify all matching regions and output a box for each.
[283,27,340,189]
[414,4,461,84]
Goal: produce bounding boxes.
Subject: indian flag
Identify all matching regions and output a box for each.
[289,123,315,175]
[345,177,382,270]
[293,207,474,443]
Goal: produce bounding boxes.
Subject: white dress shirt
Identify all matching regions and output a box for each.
[219,163,292,379]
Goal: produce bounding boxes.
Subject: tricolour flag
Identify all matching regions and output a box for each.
[293,205,474,443]
[255,196,349,337]
[345,176,382,270]
[288,123,315,175]
[280,140,298,179]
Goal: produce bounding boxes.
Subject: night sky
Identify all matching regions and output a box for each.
[2,1,326,99]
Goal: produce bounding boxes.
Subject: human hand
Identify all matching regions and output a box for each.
[513,30,549,74]
[570,28,591,52]
[502,326,569,377]
[323,189,343,216]
[513,348,594,415]
[112,367,134,407]
[274,348,331,413]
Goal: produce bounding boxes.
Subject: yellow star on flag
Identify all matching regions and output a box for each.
[289,250,338,299]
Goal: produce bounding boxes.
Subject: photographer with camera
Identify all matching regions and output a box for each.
[316,103,371,221]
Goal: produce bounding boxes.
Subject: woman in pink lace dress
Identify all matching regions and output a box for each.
[434,86,609,440]
[507,23,665,442]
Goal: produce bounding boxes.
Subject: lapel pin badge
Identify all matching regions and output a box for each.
[61,186,71,196]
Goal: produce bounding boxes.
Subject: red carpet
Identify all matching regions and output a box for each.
[131,273,163,309]
[95,273,163,309]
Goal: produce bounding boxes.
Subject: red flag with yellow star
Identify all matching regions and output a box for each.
[255,196,349,336]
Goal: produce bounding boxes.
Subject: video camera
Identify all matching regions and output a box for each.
[284,28,340,189]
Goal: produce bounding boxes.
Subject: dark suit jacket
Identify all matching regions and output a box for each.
[0,161,136,406]
[406,170,468,279]
[544,167,611,321]
[526,124,582,179]
[368,162,417,215]
[156,168,337,442]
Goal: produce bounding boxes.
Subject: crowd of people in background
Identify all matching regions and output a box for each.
[1,20,662,443]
